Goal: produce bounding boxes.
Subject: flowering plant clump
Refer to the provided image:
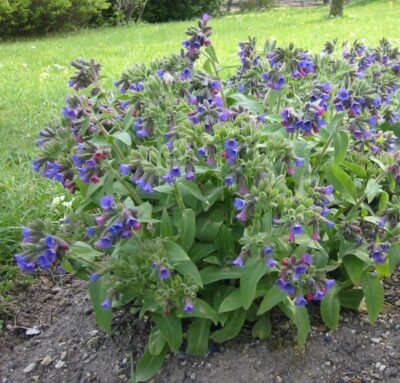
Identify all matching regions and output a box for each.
[17,14,400,381]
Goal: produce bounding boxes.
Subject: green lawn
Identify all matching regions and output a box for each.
[1,0,400,298]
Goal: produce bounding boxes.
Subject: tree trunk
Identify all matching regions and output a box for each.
[329,0,344,16]
[323,0,329,5]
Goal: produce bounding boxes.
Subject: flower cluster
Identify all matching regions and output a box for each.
[15,220,69,272]
[86,195,141,249]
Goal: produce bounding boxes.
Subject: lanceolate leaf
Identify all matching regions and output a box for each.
[279,297,310,346]
[361,273,384,323]
[200,266,242,285]
[152,314,182,352]
[320,287,340,330]
[252,314,272,340]
[257,285,287,315]
[240,257,267,310]
[333,130,349,165]
[343,255,365,285]
[174,209,196,251]
[148,329,166,356]
[88,277,112,333]
[211,308,246,343]
[186,318,212,355]
[323,162,357,204]
[134,346,167,383]
[218,288,241,313]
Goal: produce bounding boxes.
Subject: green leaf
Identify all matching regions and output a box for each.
[134,346,167,383]
[148,329,166,356]
[342,161,367,178]
[240,258,267,310]
[178,299,219,324]
[205,45,219,63]
[174,209,196,251]
[252,314,272,340]
[211,308,246,343]
[152,314,182,352]
[113,131,132,146]
[279,297,310,346]
[178,180,209,209]
[365,179,382,203]
[218,289,242,313]
[214,225,235,258]
[88,278,112,332]
[196,210,224,242]
[320,288,340,330]
[378,191,389,211]
[324,162,357,204]
[200,266,242,285]
[160,210,173,238]
[257,285,287,315]
[163,241,202,287]
[338,288,364,309]
[70,241,103,261]
[189,242,217,263]
[333,130,349,165]
[203,59,213,75]
[343,255,365,285]
[388,243,400,274]
[361,273,384,323]
[227,93,264,113]
[186,319,212,355]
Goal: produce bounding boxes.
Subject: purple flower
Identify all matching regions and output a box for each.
[322,82,331,93]
[90,272,100,282]
[225,175,234,185]
[324,279,336,289]
[96,237,112,249]
[301,252,313,265]
[211,80,220,91]
[232,255,244,268]
[159,266,171,279]
[44,235,57,248]
[218,109,231,122]
[290,224,303,236]
[225,138,238,150]
[370,249,386,264]
[37,254,51,269]
[234,198,246,210]
[337,89,350,101]
[313,289,326,300]
[236,210,248,221]
[266,257,278,268]
[184,299,195,313]
[101,299,112,309]
[202,13,211,22]
[294,157,305,167]
[295,295,308,306]
[100,195,115,210]
[119,164,132,176]
[320,185,334,195]
[22,227,31,239]
[162,165,181,184]
[276,278,295,294]
[263,246,273,255]
[198,147,207,157]
[293,264,308,280]
[380,243,390,252]
[325,220,335,228]
[15,254,36,272]
[181,68,192,79]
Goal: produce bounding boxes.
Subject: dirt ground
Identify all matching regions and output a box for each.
[1,271,400,383]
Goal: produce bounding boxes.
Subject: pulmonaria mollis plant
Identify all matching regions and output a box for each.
[18,14,400,380]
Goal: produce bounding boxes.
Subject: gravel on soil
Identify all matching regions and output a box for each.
[1,272,400,383]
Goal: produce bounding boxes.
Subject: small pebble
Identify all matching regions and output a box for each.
[190,372,196,380]
[23,363,36,374]
[371,338,380,344]
[40,356,53,366]
[55,360,66,369]
[60,351,67,361]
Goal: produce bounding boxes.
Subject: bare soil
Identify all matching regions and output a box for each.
[1,272,400,383]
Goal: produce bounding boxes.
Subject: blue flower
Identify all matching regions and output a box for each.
[218,109,231,122]
[159,266,171,279]
[101,299,112,310]
[225,138,238,150]
[181,68,192,79]
[324,278,336,289]
[15,254,36,272]
[337,89,350,101]
[37,254,51,269]
[211,80,220,91]
[119,164,132,176]
[100,195,115,210]
[96,237,113,249]
[44,235,57,248]
[224,175,234,185]
[294,157,305,167]
[265,257,278,268]
[162,165,181,184]
[234,198,246,210]
[293,264,308,280]
[198,147,207,157]
[90,272,100,282]
[295,295,308,306]
[290,224,303,236]
[232,255,244,268]
[276,278,295,294]
[184,299,195,313]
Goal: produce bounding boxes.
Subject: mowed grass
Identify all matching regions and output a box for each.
[1,0,400,298]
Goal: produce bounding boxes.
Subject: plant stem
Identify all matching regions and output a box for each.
[173,184,185,210]
[107,165,143,205]
[312,130,335,175]
[347,171,387,218]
